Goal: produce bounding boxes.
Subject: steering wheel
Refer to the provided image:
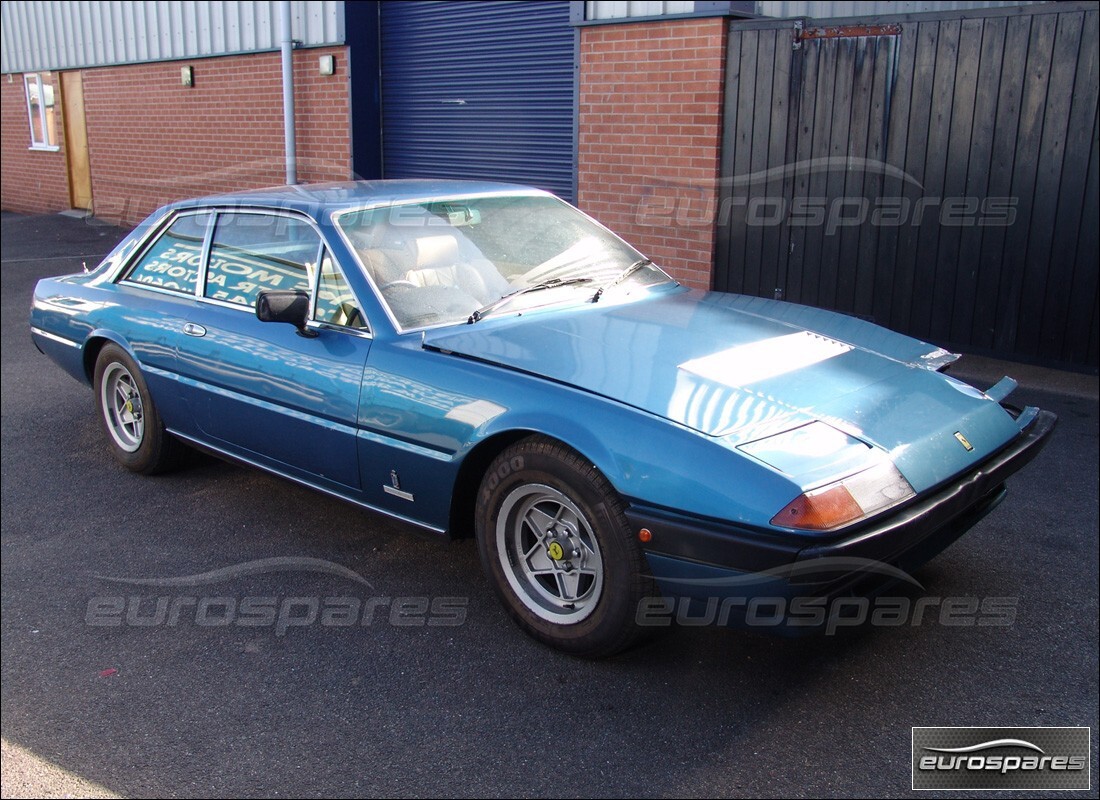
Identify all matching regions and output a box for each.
[380,279,418,292]
[332,302,365,329]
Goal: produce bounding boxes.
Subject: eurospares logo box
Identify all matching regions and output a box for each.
[912,727,1090,791]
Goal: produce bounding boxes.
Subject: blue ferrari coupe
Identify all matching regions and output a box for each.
[30,181,1055,656]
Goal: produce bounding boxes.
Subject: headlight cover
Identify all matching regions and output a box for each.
[738,421,878,485]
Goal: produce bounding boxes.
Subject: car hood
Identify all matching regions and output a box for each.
[423,288,1022,492]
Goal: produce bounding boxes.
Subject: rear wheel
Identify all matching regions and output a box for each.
[475,435,655,657]
[93,344,187,474]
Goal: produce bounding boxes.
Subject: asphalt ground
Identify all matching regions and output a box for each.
[2,211,1097,798]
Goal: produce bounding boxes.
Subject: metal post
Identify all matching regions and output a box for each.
[281,1,297,185]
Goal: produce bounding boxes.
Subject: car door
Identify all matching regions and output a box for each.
[111,209,213,429]
[174,209,372,492]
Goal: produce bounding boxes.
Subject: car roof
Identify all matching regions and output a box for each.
[162,179,550,216]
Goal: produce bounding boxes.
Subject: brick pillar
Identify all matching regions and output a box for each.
[577,18,727,290]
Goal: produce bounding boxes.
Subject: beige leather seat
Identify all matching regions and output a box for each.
[405,234,460,287]
[352,221,508,309]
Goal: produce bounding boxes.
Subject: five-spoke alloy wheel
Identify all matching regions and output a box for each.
[93,344,186,474]
[476,435,655,657]
[496,483,606,624]
[99,360,145,453]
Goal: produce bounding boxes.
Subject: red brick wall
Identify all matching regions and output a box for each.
[1,75,71,214]
[577,19,727,290]
[0,46,352,223]
[82,46,351,224]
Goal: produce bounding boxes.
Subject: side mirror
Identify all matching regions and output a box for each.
[256,290,316,338]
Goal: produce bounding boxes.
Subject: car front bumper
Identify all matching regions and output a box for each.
[629,407,1058,618]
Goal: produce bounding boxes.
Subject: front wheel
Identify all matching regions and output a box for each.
[93,344,187,474]
[475,436,655,657]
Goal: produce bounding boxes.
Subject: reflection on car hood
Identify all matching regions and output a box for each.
[423,287,1020,492]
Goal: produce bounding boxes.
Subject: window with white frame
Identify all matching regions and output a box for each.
[24,72,59,149]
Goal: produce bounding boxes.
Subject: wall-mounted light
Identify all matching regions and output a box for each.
[319,55,335,76]
[181,66,193,87]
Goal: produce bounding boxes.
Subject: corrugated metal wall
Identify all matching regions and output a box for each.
[0,1,343,73]
[380,0,576,201]
[715,2,1098,369]
[585,1,696,19]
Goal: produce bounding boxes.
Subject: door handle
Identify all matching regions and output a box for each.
[183,323,207,337]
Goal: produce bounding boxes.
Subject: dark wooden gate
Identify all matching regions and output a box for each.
[715,2,1098,370]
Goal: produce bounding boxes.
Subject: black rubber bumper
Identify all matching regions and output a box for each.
[628,409,1058,584]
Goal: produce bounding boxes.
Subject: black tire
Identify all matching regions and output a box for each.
[475,435,656,658]
[92,344,187,474]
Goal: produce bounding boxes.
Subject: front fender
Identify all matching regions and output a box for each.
[361,341,802,532]
[480,396,800,530]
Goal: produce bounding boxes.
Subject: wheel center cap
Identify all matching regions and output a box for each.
[546,540,565,561]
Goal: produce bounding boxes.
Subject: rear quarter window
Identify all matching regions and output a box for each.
[122,212,210,294]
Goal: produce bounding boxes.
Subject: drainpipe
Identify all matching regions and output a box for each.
[281,1,297,185]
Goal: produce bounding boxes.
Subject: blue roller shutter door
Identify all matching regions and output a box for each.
[381,1,576,201]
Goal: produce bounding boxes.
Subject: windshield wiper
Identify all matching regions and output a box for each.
[467,277,592,324]
[591,259,652,303]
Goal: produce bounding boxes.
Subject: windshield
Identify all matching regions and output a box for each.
[335,194,672,330]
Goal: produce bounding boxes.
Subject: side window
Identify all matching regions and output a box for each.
[122,212,210,294]
[205,213,315,307]
[314,251,369,330]
[24,72,59,149]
